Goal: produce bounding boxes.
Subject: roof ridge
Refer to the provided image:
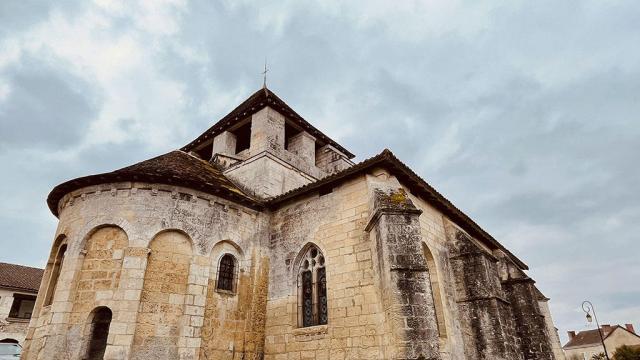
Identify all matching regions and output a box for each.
[0,261,43,270]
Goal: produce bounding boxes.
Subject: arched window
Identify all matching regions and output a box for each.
[44,243,67,306]
[85,307,112,360]
[216,254,237,292]
[297,245,327,327]
[422,243,447,339]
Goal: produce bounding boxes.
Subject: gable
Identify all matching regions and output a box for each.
[605,327,640,347]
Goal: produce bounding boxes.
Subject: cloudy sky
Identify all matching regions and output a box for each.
[1,0,638,342]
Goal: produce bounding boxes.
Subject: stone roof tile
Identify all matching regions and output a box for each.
[47,150,262,216]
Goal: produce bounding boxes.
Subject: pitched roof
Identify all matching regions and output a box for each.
[47,150,262,216]
[266,149,528,270]
[180,87,355,159]
[563,326,640,348]
[0,262,44,293]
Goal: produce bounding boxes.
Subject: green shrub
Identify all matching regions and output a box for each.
[613,345,640,360]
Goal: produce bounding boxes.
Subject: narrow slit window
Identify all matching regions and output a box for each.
[297,245,328,327]
[44,243,67,306]
[422,243,447,339]
[85,307,112,360]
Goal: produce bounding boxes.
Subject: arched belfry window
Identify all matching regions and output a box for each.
[297,245,327,327]
[216,254,238,292]
[44,243,67,306]
[85,306,112,360]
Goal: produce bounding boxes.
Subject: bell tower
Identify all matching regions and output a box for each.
[182,88,355,198]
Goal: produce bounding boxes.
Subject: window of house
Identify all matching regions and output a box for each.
[297,245,328,327]
[216,254,237,293]
[8,294,36,320]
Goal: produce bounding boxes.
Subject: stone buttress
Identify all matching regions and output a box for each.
[365,181,441,360]
[497,251,555,360]
[445,224,522,360]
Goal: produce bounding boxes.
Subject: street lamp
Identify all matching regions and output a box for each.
[582,300,610,360]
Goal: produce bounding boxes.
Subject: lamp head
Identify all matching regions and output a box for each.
[586,313,593,323]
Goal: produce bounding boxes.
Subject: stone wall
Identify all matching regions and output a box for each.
[22,182,269,360]
[316,145,353,175]
[66,226,128,359]
[131,231,192,359]
[264,175,391,359]
[407,189,468,360]
[224,152,316,199]
[24,165,564,359]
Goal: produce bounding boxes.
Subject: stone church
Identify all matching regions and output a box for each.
[22,87,563,360]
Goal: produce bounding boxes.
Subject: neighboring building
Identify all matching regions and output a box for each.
[563,324,640,359]
[23,87,562,359]
[0,262,44,345]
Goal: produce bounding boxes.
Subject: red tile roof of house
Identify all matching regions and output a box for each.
[564,326,640,348]
[0,262,44,293]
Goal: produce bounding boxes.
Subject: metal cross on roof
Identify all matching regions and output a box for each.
[262,58,269,89]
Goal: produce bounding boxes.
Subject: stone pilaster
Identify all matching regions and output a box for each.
[366,187,441,360]
[445,225,522,360]
[287,131,316,166]
[211,131,237,158]
[250,107,285,154]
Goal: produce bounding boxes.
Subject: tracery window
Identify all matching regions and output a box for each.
[297,245,327,327]
[216,254,237,292]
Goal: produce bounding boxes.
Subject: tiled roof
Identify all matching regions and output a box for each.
[0,262,44,293]
[267,149,528,270]
[47,150,262,216]
[564,326,640,348]
[180,87,355,159]
[564,329,606,348]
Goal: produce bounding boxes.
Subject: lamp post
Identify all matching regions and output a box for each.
[582,300,610,360]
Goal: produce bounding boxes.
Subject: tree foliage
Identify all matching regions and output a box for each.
[613,345,640,360]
